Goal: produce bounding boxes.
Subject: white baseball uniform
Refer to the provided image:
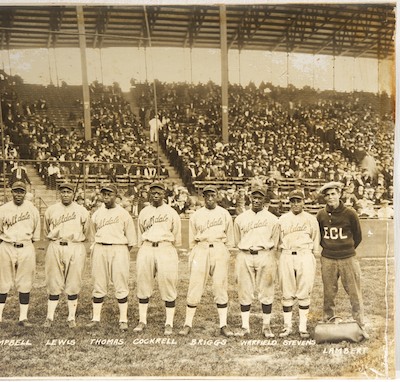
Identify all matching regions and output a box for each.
[186,205,234,305]
[91,204,137,299]
[234,208,279,305]
[277,210,320,307]
[44,201,90,296]
[0,200,40,294]
[136,202,181,301]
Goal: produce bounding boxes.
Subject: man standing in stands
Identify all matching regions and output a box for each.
[317,181,369,339]
[9,161,31,187]
[179,185,235,337]
[0,181,40,326]
[43,183,90,328]
[87,184,137,331]
[134,182,182,335]
[148,114,163,143]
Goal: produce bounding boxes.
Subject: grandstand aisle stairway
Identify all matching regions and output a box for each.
[25,164,57,214]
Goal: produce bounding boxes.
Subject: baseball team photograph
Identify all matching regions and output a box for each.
[0,1,396,380]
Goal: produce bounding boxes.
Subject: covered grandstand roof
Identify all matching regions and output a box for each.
[0,4,395,59]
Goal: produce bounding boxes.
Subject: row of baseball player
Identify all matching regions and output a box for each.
[0,180,368,340]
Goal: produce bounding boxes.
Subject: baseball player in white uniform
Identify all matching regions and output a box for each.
[134,182,182,336]
[87,184,137,331]
[234,185,279,337]
[43,183,90,328]
[277,189,320,338]
[0,181,40,327]
[179,185,235,337]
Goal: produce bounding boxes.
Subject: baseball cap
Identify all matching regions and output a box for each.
[289,190,305,200]
[319,181,343,195]
[100,184,118,194]
[251,186,267,196]
[203,185,218,194]
[149,182,165,191]
[11,181,27,191]
[59,183,74,191]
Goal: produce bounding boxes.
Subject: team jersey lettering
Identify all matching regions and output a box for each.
[323,227,348,239]
[3,212,31,229]
[142,214,169,232]
[97,216,119,230]
[281,223,308,237]
[197,217,223,234]
[52,212,77,227]
[241,219,270,235]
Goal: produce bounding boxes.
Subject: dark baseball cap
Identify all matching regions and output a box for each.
[59,183,74,191]
[100,184,118,194]
[289,190,305,200]
[203,185,218,194]
[149,182,165,191]
[251,185,267,196]
[11,181,27,191]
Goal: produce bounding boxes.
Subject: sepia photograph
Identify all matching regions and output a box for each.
[0,0,396,379]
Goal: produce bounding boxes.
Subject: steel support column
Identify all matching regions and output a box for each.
[76,6,91,140]
[220,5,229,144]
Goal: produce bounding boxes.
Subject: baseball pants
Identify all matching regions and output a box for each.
[91,244,130,299]
[45,241,86,296]
[278,249,316,307]
[321,255,364,326]
[187,242,230,306]
[235,250,277,306]
[0,241,36,293]
[136,242,178,302]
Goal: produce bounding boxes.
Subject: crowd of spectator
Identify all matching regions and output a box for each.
[0,74,395,219]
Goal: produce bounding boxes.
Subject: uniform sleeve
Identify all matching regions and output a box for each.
[172,210,182,247]
[137,211,145,246]
[32,206,41,242]
[271,219,280,253]
[350,210,362,249]
[88,212,96,243]
[43,207,51,239]
[124,212,137,247]
[81,208,91,241]
[310,215,321,256]
[188,214,197,249]
[233,216,242,246]
[224,211,235,249]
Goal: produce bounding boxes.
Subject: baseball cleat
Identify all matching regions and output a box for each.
[119,322,128,332]
[43,318,53,328]
[133,322,146,332]
[279,326,293,337]
[299,331,310,339]
[18,320,33,328]
[235,327,250,337]
[220,326,234,337]
[179,325,191,336]
[360,326,370,340]
[68,320,77,328]
[86,320,100,328]
[263,325,275,338]
[164,324,173,336]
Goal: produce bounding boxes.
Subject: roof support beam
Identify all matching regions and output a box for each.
[47,7,64,48]
[93,7,110,49]
[220,5,229,144]
[183,6,207,48]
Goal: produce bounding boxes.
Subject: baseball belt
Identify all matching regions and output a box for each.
[142,241,171,247]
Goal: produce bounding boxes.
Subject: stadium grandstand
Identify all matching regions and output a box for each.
[0,4,395,220]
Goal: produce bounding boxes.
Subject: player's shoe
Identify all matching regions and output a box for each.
[18,320,33,328]
[220,326,234,337]
[235,327,250,337]
[262,325,275,338]
[179,325,191,336]
[68,320,76,328]
[164,324,173,336]
[299,331,310,339]
[279,326,293,337]
[119,322,128,332]
[133,322,146,332]
[43,318,53,328]
[86,320,100,329]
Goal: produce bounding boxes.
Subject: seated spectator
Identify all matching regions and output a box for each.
[8,161,31,186]
[377,200,394,219]
[359,199,377,218]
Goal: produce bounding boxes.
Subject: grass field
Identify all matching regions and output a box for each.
[0,240,395,379]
